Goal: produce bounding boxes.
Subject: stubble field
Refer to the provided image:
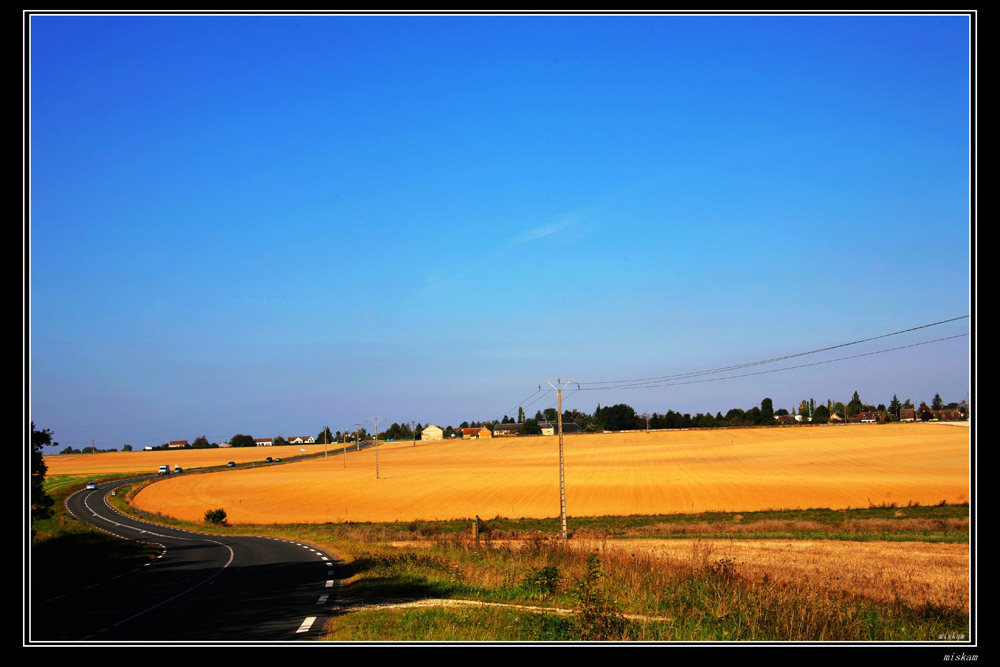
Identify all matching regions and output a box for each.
[125,423,969,525]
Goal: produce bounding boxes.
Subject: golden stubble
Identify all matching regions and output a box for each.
[125,423,969,525]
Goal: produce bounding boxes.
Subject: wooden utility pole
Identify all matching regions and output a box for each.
[542,377,579,540]
[369,416,384,479]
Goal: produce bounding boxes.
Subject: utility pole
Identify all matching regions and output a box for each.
[541,377,579,540]
[355,423,361,452]
[411,420,417,447]
[324,426,329,458]
[344,426,349,467]
[368,416,384,479]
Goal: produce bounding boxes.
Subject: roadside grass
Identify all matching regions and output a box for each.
[84,490,971,642]
[31,476,161,601]
[318,536,967,642]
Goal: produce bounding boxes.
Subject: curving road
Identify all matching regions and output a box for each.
[31,477,343,642]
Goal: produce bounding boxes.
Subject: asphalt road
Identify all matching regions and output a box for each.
[31,477,343,643]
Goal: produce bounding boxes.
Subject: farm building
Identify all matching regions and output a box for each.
[539,421,583,436]
[493,423,523,437]
[859,412,880,423]
[254,437,273,447]
[461,427,492,439]
[421,424,444,441]
[899,408,916,422]
[169,440,188,448]
[289,435,316,444]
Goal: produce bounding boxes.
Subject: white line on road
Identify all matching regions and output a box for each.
[297,617,316,633]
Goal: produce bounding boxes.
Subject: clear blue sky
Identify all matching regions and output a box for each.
[28,12,973,451]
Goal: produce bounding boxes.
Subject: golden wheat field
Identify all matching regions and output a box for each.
[44,443,335,476]
[115,423,969,525]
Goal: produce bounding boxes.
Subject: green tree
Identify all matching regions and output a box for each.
[522,419,541,435]
[760,398,774,424]
[316,427,335,444]
[192,435,211,449]
[889,395,901,416]
[847,391,863,418]
[517,407,525,423]
[594,404,636,431]
[812,404,831,424]
[932,393,944,411]
[230,434,255,448]
[31,422,56,525]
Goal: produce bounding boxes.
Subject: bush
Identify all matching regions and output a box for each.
[573,553,630,640]
[204,508,228,525]
[523,565,562,596]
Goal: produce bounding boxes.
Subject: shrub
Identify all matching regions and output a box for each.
[573,553,630,640]
[204,508,228,525]
[523,565,562,596]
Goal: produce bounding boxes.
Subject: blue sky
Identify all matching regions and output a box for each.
[28,13,973,451]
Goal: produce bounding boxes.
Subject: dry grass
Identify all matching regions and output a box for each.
[123,423,969,525]
[567,538,970,613]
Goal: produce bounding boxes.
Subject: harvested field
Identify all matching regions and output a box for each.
[44,443,333,476]
[129,423,969,525]
[571,538,970,612]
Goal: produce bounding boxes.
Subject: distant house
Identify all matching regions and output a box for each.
[775,415,798,425]
[493,423,523,437]
[254,437,273,447]
[169,440,188,448]
[859,412,880,423]
[539,421,582,435]
[461,427,492,439]
[289,436,316,444]
[899,408,916,422]
[932,409,963,421]
[421,424,444,441]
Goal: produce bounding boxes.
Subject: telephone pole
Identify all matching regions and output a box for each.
[368,416,384,479]
[541,377,579,540]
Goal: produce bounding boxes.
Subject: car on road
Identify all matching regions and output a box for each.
[174,466,183,473]
[265,457,273,463]
[158,465,170,475]
[227,461,235,467]
[85,481,97,490]
[273,457,282,462]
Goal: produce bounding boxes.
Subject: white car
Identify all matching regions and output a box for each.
[85,481,97,490]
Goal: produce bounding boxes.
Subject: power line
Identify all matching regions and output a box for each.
[578,315,969,389]
[577,333,969,391]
